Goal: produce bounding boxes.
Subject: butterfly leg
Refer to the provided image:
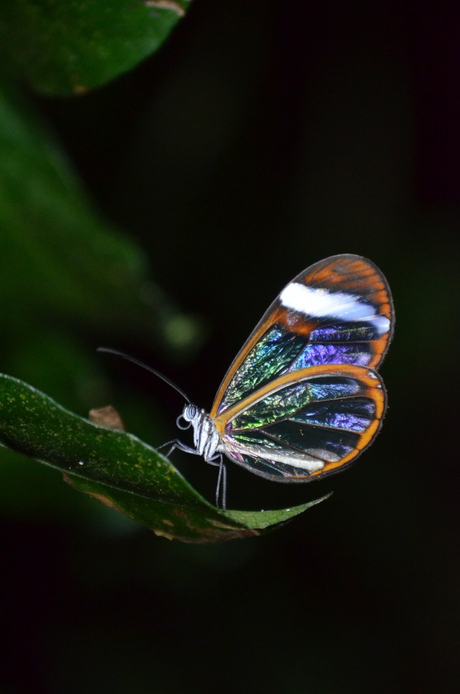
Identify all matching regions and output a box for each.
[206,454,227,510]
[158,442,227,509]
[219,458,227,510]
[157,439,200,458]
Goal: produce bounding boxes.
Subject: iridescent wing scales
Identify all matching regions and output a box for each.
[213,365,386,481]
[210,254,394,482]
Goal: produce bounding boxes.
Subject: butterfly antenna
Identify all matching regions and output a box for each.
[97,347,191,403]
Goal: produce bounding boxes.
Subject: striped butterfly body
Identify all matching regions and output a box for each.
[171,254,394,508]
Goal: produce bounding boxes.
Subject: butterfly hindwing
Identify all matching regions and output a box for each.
[214,365,386,481]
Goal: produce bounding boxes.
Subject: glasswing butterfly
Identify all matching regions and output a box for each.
[100,254,394,509]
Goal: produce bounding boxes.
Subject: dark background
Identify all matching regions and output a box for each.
[1,1,459,692]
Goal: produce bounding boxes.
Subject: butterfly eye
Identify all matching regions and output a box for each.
[179,404,198,427]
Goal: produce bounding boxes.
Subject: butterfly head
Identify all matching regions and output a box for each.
[182,403,200,424]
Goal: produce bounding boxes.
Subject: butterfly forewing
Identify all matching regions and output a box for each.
[214,365,386,481]
[210,254,393,417]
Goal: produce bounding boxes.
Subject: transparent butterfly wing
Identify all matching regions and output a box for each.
[215,365,386,481]
[210,254,393,419]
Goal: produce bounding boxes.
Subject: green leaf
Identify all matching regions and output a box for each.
[0,0,192,94]
[0,373,330,542]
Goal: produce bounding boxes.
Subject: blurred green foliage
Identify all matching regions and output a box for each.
[0,1,199,526]
[0,84,195,347]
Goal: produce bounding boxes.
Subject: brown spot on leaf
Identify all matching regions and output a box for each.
[63,474,125,513]
[153,529,176,541]
[89,405,125,431]
[85,492,123,511]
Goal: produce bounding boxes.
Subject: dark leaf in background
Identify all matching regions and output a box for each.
[0,0,192,94]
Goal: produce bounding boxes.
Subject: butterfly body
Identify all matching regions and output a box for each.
[181,404,221,461]
[164,254,394,508]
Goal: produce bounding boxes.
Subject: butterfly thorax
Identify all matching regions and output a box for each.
[181,404,222,461]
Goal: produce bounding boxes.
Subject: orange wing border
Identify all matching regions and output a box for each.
[213,364,387,481]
